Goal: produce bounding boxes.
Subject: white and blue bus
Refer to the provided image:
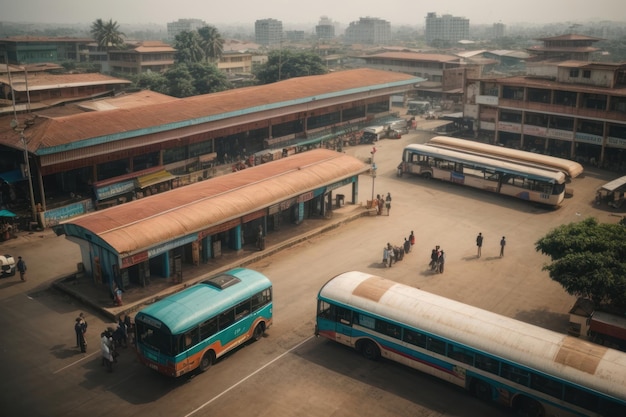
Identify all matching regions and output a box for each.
[135,267,272,377]
[398,144,567,206]
[426,136,584,179]
[315,271,626,417]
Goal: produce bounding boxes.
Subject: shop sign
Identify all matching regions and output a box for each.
[575,133,603,145]
[147,234,199,258]
[95,180,136,201]
[523,125,547,136]
[297,191,314,203]
[547,129,573,141]
[326,177,354,192]
[498,122,522,133]
[606,136,626,149]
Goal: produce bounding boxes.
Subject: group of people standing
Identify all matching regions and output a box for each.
[429,246,446,273]
[476,232,506,258]
[375,193,392,216]
[382,231,415,267]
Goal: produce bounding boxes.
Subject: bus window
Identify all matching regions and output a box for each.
[355,313,376,330]
[403,328,427,348]
[501,363,530,386]
[199,317,217,340]
[475,353,500,374]
[235,300,251,321]
[426,337,446,355]
[530,373,563,399]
[336,306,352,326]
[218,308,235,330]
[251,289,272,311]
[564,385,599,411]
[317,300,332,319]
[375,319,401,339]
[184,327,200,349]
[447,344,475,365]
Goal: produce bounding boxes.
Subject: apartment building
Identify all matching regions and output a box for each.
[344,17,391,45]
[464,61,626,170]
[255,19,283,47]
[526,34,604,62]
[107,41,176,75]
[217,52,253,75]
[166,18,207,40]
[425,13,470,44]
[316,16,336,40]
[0,36,92,65]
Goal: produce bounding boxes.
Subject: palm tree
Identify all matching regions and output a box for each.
[173,31,205,64]
[90,18,126,51]
[197,26,224,64]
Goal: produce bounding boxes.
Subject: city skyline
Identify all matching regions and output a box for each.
[2,0,623,28]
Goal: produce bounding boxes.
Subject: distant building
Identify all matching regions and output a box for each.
[316,16,336,40]
[107,41,176,75]
[344,17,391,45]
[255,19,283,47]
[492,23,506,39]
[0,36,92,65]
[425,12,469,45]
[526,34,604,62]
[167,19,207,40]
[217,52,253,75]
[285,31,305,43]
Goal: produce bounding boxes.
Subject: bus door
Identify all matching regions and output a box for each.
[334,305,353,344]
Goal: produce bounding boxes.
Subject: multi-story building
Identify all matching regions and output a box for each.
[492,23,506,39]
[316,16,336,40]
[0,36,92,65]
[166,18,207,40]
[425,13,470,45]
[217,52,253,75]
[107,41,176,75]
[344,17,391,45]
[285,31,305,43]
[255,19,283,47]
[464,61,626,169]
[526,34,604,62]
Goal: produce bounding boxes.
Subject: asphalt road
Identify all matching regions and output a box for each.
[0,121,622,417]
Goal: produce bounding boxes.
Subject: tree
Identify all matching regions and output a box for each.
[197,26,224,64]
[535,217,626,309]
[90,18,125,51]
[163,64,197,97]
[254,50,328,84]
[187,62,232,94]
[132,71,169,94]
[174,30,205,64]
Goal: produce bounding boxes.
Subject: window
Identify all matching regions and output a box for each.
[218,308,235,330]
[501,363,530,386]
[583,70,591,79]
[235,300,251,321]
[426,337,446,355]
[475,353,500,374]
[569,69,579,78]
[564,385,598,411]
[184,327,200,349]
[251,289,272,311]
[530,374,563,399]
[374,319,401,339]
[447,345,475,365]
[199,317,217,340]
[403,328,428,348]
[336,306,352,326]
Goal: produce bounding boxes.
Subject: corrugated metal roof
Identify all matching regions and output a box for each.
[362,52,461,63]
[19,68,418,154]
[64,149,369,256]
[0,72,130,91]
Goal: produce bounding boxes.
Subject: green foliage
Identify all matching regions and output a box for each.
[536,217,626,308]
[197,26,224,63]
[174,31,205,64]
[186,62,232,94]
[254,50,328,84]
[132,71,169,94]
[157,63,232,98]
[90,18,126,50]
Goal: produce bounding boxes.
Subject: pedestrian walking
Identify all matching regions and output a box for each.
[387,243,394,267]
[409,231,415,251]
[500,236,506,257]
[438,250,445,273]
[476,233,483,258]
[403,238,411,255]
[16,256,26,281]
[101,330,114,372]
[382,246,389,267]
[385,193,392,216]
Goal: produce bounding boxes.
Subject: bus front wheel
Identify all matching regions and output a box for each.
[513,396,544,417]
[360,340,380,361]
[199,351,214,372]
[252,323,265,341]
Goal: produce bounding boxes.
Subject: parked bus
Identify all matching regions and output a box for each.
[398,144,566,206]
[427,136,584,178]
[315,271,626,417]
[135,267,273,377]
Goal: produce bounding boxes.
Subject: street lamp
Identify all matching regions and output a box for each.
[20,131,37,222]
[370,146,377,204]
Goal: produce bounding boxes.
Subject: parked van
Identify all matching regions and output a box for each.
[361,126,385,143]
[407,100,431,115]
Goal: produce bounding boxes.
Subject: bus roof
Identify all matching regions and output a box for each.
[427,136,583,178]
[318,271,626,402]
[404,144,566,183]
[136,268,272,334]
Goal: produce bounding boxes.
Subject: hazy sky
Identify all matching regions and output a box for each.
[3,0,622,27]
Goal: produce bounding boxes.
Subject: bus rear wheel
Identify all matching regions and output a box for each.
[360,340,380,361]
[422,172,432,179]
[513,396,544,417]
[252,323,265,341]
[199,351,214,372]
[471,379,492,402]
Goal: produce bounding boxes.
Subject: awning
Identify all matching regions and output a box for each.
[0,209,16,217]
[136,170,177,189]
[601,176,626,193]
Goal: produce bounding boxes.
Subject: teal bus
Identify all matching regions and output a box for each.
[135,268,273,377]
[315,271,626,417]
